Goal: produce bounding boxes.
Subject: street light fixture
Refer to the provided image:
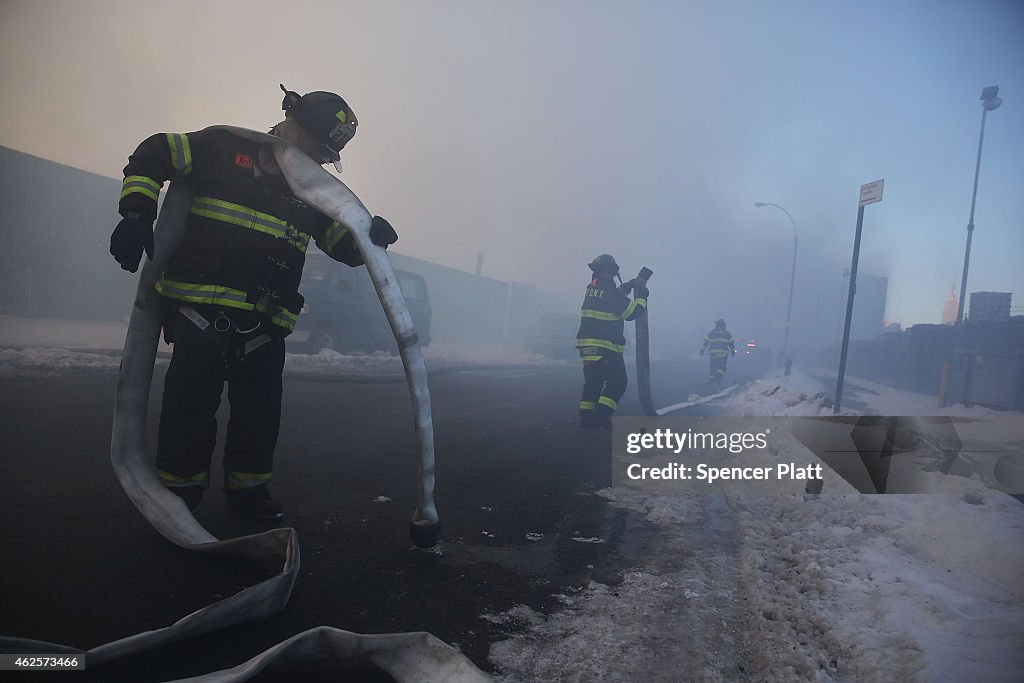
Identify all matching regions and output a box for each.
[754,202,798,361]
[956,85,1002,324]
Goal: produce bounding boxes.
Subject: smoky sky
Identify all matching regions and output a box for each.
[1,0,1022,348]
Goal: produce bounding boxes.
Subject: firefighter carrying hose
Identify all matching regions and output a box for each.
[109,85,399,520]
[575,254,648,430]
[700,318,736,387]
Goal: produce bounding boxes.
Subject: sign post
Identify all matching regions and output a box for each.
[834,179,883,414]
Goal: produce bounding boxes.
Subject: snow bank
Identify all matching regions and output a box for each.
[492,372,1023,681]
[733,490,1024,682]
[0,347,126,376]
[285,344,569,379]
[723,369,1019,419]
[723,373,836,416]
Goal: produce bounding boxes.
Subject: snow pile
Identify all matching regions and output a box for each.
[284,343,569,378]
[733,490,1024,682]
[724,373,836,416]
[490,482,1024,682]
[723,369,1018,418]
[283,348,402,377]
[0,347,124,376]
[810,372,1004,418]
[491,389,1023,681]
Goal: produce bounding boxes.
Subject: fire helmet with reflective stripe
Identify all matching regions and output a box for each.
[279,84,357,162]
[588,254,620,277]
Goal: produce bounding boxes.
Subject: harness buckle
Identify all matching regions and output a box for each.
[213,313,232,333]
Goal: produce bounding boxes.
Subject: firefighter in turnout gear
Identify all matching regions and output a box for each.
[109,85,399,520]
[700,318,736,387]
[575,254,648,430]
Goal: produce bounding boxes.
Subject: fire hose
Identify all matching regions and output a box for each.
[629,267,656,416]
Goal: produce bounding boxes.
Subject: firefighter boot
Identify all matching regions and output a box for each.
[226,485,284,521]
[592,404,614,432]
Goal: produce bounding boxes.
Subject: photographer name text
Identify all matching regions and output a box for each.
[625,462,822,482]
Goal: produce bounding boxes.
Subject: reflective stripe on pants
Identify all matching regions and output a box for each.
[579,353,628,418]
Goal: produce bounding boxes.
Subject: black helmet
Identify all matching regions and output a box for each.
[716,318,726,327]
[588,254,620,277]
[280,84,357,162]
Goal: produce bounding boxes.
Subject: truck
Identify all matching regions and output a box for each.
[288,252,432,355]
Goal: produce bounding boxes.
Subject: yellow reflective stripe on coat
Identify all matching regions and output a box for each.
[270,310,297,330]
[120,175,162,201]
[256,300,298,330]
[165,133,193,178]
[189,196,310,253]
[323,220,351,252]
[225,471,272,490]
[622,298,646,319]
[575,338,626,353]
[708,349,731,358]
[581,308,621,321]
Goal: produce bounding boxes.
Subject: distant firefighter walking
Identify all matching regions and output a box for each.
[700,318,735,386]
[575,254,648,430]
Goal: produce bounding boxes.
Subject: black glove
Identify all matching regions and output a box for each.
[110,216,154,273]
[634,285,649,299]
[619,279,635,295]
[370,215,398,248]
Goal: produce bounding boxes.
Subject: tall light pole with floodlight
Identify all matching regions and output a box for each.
[956,85,1002,324]
[754,202,798,361]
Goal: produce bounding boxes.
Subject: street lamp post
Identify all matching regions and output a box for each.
[956,85,1002,325]
[755,202,798,361]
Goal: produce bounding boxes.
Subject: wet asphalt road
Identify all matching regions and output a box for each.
[0,357,749,681]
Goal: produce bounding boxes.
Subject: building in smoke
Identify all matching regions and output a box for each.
[942,285,958,325]
[968,291,1012,323]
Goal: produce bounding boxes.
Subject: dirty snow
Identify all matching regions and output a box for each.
[490,369,1024,682]
[0,346,124,376]
[284,344,567,379]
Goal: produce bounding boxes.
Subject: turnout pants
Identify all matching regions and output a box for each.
[579,353,628,419]
[156,304,286,492]
[709,355,728,380]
